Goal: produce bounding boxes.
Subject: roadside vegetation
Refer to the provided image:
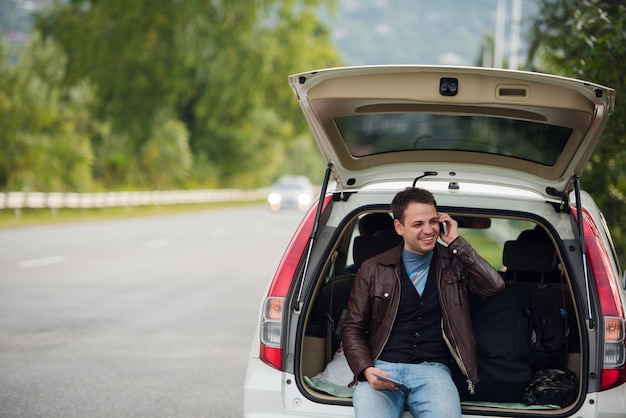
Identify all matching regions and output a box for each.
[0,0,339,194]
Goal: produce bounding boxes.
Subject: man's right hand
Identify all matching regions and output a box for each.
[364,367,401,391]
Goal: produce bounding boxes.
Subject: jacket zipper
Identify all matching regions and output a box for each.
[437,262,476,395]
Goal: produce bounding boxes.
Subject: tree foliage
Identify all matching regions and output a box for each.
[0,33,95,192]
[25,0,341,189]
[528,0,626,264]
[140,110,193,189]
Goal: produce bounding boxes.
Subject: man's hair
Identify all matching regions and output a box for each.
[390,187,437,223]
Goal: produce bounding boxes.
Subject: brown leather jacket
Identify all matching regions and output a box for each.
[341,237,504,393]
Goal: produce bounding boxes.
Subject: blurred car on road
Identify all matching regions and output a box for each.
[267,175,314,211]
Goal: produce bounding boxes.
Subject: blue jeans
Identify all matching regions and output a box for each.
[352,360,461,418]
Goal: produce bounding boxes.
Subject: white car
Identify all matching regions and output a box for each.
[268,175,314,211]
[244,66,625,417]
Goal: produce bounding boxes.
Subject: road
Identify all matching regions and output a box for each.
[0,205,305,418]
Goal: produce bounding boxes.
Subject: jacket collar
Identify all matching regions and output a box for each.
[376,242,450,267]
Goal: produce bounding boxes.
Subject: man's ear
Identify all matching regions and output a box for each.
[393,219,404,236]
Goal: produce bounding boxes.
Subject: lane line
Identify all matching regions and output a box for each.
[19,255,67,269]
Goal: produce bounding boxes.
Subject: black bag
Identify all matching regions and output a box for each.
[461,284,533,403]
[529,292,567,371]
[523,368,578,406]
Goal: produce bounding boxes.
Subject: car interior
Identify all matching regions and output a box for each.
[299,210,582,413]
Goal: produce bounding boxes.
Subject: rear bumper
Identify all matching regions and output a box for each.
[244,356,626,417]
[243,357,287,417]
[243,357,355,417]
[589,383,626,417]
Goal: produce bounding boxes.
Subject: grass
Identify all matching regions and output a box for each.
[0,200,265,229]
[461,229,506,270]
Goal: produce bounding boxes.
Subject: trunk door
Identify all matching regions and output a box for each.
[289,66,614,197]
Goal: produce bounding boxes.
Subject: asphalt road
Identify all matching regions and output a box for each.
[0,205,306,418]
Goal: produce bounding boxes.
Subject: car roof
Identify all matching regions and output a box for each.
[289,66,614,198]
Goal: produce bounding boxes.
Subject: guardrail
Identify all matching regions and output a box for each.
[0,189,269,210]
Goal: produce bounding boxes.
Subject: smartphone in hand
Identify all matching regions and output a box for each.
[440,222,448,237]
[372,372,410,394]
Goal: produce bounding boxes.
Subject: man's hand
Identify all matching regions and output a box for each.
[364,367,401,391]
[437,212,458,244]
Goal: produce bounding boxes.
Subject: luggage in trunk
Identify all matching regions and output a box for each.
[458,284,533,403]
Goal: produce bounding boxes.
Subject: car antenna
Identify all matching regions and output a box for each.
[412,171,438,187]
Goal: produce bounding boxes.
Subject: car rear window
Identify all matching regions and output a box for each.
[335,113,572,166]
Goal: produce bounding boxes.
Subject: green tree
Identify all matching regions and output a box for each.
[528,0,626,265]
[35,0,341,189]
[140,109,193,189]
[0,33,95,192]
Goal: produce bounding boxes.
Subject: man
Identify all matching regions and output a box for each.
[341,187,504,418]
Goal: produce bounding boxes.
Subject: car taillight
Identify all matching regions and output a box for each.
[259,194,332,370]
[575,208,626,390]
[259,297,284,368]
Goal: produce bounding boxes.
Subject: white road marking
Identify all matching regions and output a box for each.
[19,255,67,269]
[142,238,169,249]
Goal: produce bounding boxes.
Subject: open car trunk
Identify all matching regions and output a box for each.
[297,207,584,415]
[280,65,618,416]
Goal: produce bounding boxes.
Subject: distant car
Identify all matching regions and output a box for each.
[267,175,314,211]
[245,66,626,417]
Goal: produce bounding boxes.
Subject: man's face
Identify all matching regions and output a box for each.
[394,201,439,255]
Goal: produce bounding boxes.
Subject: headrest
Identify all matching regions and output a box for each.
[353,234,401,266]
[502,240,556,272]
[373,228,399,239]
[359,212,395,236]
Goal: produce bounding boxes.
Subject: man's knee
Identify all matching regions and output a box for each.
[353,382,405,418]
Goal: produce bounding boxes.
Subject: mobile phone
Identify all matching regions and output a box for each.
[372,372,409,394]
[440,222,448,237]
